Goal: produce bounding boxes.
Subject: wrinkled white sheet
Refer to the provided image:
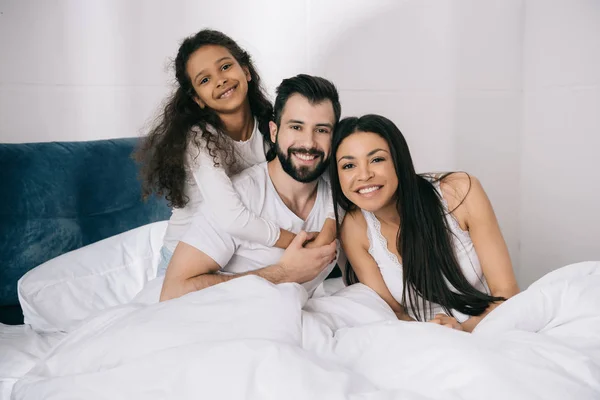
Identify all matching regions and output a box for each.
[11,261,600,400]
[0,324,63,400]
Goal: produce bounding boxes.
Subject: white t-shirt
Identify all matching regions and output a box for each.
[182,162,338,296]
[162,120,279,252]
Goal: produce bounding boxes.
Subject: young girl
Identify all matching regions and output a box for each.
[331,114,520,332]
[136,30,335,276]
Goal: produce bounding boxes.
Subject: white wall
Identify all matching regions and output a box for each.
[1,0,598,286]
[0,0,311,143]
[450,0,524,277]
[519,0,600,286]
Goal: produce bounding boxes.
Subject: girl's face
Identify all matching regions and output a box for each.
[336,131,398,212]
[186,45,251,114]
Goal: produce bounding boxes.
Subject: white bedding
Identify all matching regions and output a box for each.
[8,261,600,400]
[0,324,63,400]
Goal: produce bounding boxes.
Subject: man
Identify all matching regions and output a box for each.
[160,74,341,301]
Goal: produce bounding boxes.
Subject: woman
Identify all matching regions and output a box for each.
[330,114,519,332]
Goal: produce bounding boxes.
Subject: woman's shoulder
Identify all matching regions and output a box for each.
[437,173,485,230]
[439,172,481,204]
[340,208,369,246]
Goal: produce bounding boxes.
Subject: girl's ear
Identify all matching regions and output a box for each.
[269,121,278,144]
[193,94,206,109]
[243,66,251,82]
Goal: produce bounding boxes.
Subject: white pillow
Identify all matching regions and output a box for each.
[18,221,167,333]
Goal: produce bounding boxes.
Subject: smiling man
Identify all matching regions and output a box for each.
[160,74,342,301]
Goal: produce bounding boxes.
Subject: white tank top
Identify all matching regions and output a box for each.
[361,179,489,322]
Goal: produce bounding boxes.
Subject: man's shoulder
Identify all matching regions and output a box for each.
[316,173,333,200]
[231,162,268,189]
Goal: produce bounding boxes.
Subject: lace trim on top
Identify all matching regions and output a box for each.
[362,209,403,269]
[430,180,472,244]
[361,178,474,268]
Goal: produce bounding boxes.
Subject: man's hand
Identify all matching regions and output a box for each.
[302,231,320,247]
[277,231,337,284]
[429,313,464,331]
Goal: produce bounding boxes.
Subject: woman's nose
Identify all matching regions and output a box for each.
[357,164,374,181]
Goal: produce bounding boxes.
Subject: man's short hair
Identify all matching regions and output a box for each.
[272,74,341,127]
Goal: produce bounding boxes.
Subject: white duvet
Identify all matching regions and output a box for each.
[11,261,600,400]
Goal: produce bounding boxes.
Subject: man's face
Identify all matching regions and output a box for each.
[269,94,336,183]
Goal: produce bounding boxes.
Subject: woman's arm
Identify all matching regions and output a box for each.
[442,173,520,332]
[340,211,412,321]
[190,149,293,249]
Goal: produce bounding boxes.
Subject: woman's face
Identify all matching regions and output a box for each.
[336,131,398,212]
[185,45,251,114]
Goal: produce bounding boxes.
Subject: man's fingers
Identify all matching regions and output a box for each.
[305,232,318,241]
[292,231,307,247]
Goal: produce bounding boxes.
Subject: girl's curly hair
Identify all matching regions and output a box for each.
[135,29,273,208]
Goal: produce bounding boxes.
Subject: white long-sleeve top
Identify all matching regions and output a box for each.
[162,120,280,252]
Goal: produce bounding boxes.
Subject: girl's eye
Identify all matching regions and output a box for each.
[222,63,232,71]
[341,163,354,170]
[200,77,209,85]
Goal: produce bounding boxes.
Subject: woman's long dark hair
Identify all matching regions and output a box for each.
[330,114,504,321]
[134,29,273,208]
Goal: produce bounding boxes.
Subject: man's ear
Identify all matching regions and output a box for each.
[269,121,278,144]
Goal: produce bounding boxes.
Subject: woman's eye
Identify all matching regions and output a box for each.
[372,157,385,163]
[341,163,354,170]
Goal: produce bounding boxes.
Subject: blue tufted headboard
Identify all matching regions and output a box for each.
[0,138,170,324]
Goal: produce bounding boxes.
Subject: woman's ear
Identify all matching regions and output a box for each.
[243,66,251,82]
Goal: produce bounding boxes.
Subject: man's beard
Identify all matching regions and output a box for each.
[276,142,329,183]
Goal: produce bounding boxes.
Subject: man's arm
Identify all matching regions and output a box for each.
[160,242,289,302]
[160,232,337,302]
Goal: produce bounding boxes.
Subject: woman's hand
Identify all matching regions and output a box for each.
[429,314,464,331]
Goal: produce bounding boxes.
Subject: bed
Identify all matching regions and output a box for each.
[0,138,170,397]
[1,140,599,400]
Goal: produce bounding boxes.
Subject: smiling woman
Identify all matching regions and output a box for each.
[330,114,520,332]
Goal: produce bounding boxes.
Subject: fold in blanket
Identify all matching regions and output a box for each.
[12,262,600,400]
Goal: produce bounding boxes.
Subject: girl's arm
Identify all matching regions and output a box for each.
[340,211,412,321]
[443,173,520,332]
[305,218,337,248]
[190,149,293,248]
[305,197,344,248]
